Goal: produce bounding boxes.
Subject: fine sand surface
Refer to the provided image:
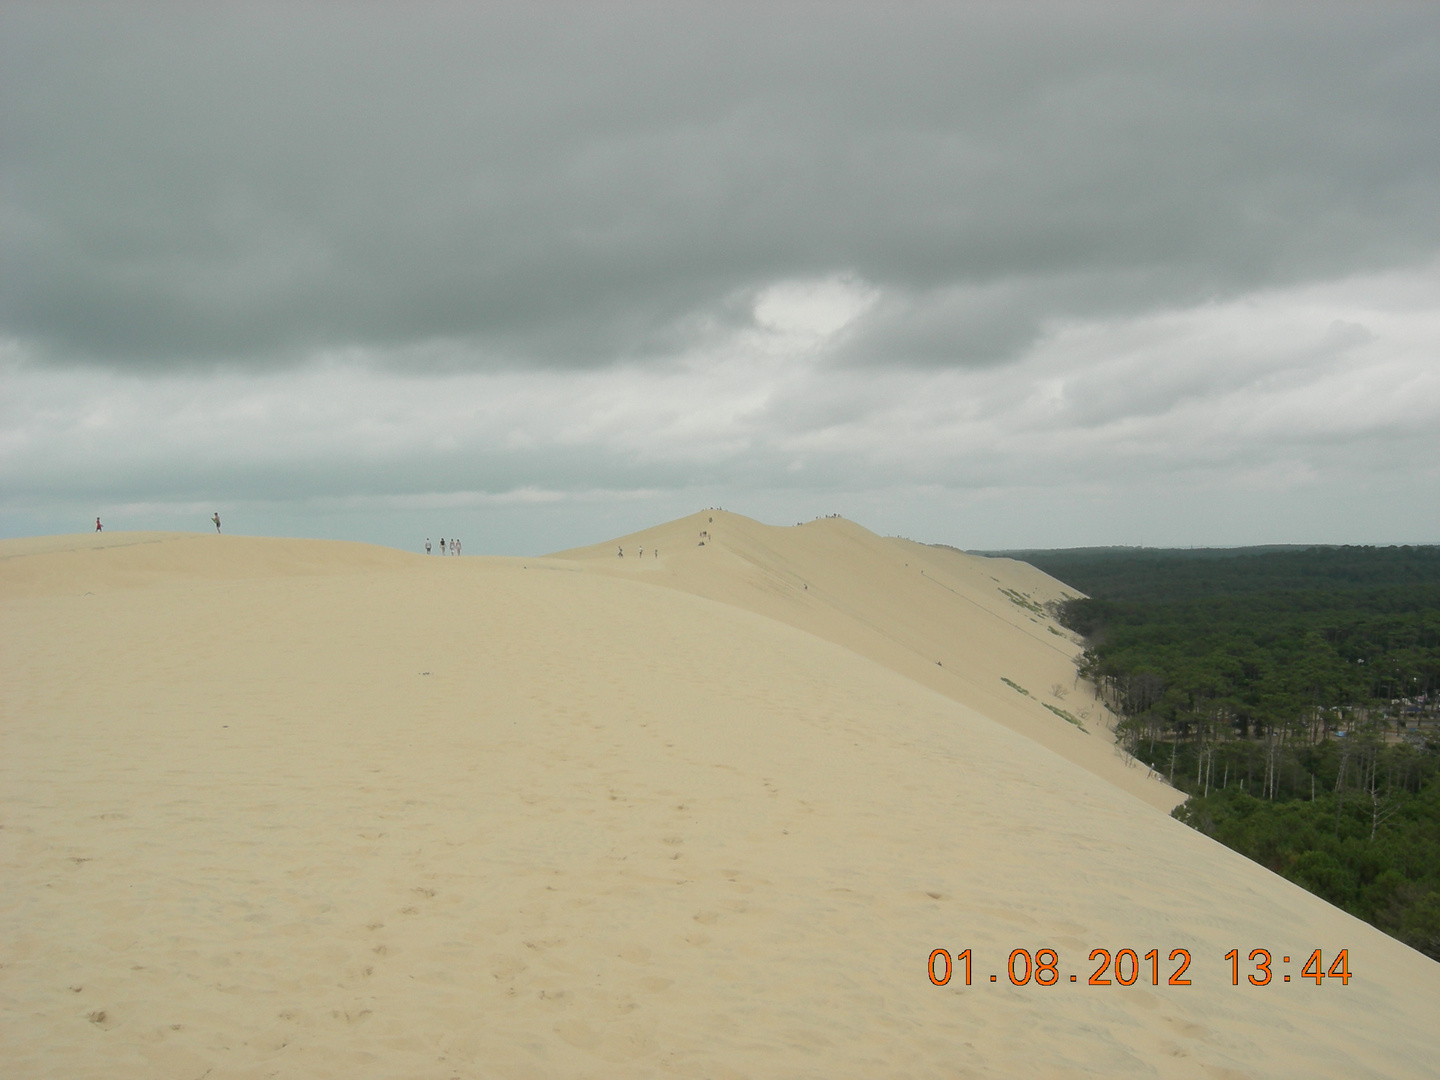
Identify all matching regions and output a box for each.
[2,518,1437,1079]
[555,512,1178,812]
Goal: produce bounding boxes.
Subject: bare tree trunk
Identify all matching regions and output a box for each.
[1366,746,1398,842]
[1334,744,1350,839]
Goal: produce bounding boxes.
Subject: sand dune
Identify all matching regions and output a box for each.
[555,511,1178,811]
[2,518,1436,1078]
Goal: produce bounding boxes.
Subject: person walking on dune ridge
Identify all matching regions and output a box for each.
[212,512,221,534]
[95,517,103,532]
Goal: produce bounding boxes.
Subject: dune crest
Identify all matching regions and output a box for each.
[554,510,1179,811]
[0,531,412,599]
[2,523,1436,1078]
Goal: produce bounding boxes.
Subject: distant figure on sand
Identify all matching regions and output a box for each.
[638,546,643,558]
[212,512,221,534]
[618,546,623,557]
[95,517,103,532]
[426,538,431,554]
[440,537,445,555]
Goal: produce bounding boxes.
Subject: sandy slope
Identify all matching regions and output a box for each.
[554,511,1179,812]
[2,524,1437,1079]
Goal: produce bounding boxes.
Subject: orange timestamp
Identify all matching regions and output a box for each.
[927,947,1352,987]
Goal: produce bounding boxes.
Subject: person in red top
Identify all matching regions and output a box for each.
[95,517,103,532]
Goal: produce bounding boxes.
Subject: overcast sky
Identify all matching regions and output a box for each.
[3,3,1438,553]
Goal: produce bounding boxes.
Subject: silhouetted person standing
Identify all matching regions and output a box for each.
[95,517,103,532]
[426,538,432,554]
[212,512,221,534]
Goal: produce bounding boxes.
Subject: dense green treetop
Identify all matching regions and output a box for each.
[1006,544,1440,603]
[1012,547,1440,721]
[999,544,1440,961]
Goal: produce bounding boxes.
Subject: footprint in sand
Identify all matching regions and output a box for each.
[489,955,527,980]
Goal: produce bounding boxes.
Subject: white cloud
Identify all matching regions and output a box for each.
[5,262,1438,549]
[752,276,877,338]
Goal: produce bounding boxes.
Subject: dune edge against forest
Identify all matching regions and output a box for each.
[3,517,1437,1079]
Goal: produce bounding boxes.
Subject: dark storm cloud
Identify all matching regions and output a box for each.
[3,3,1439,372]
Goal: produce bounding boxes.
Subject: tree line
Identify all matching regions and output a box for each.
[1017,544,1440,961]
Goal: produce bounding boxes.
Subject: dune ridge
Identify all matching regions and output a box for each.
[2,518,1437,1078]
[553,511,1178,811]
